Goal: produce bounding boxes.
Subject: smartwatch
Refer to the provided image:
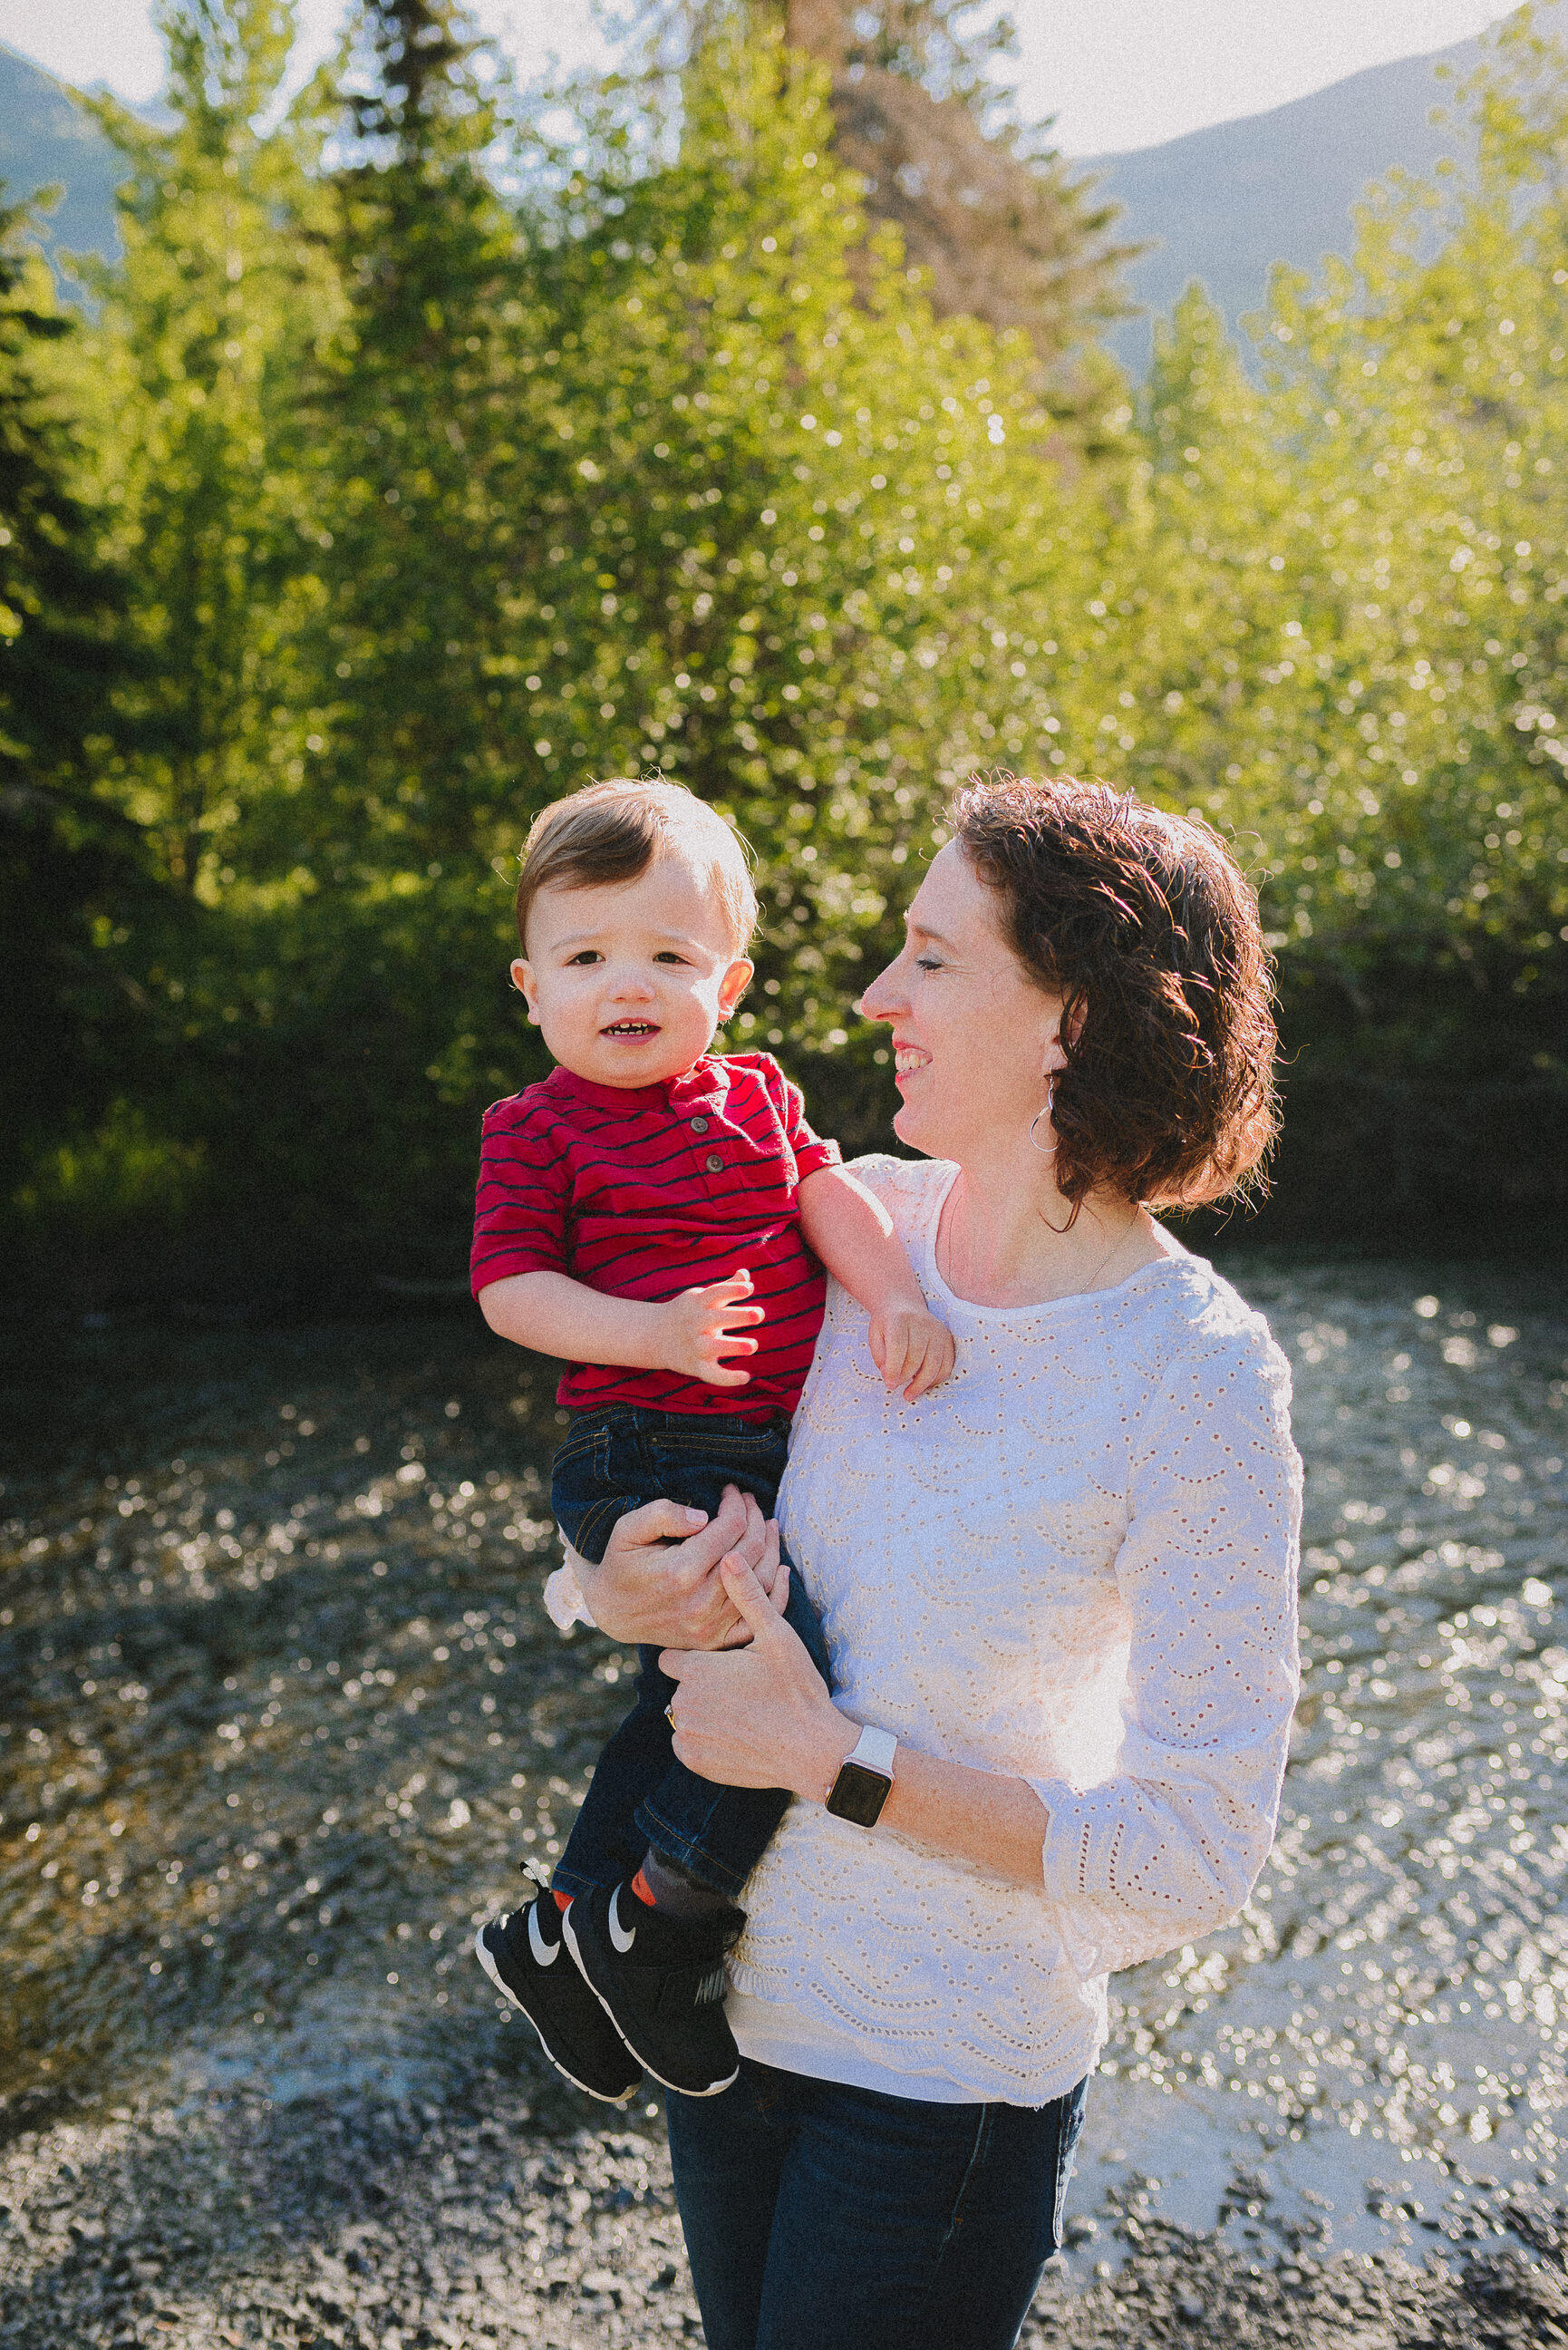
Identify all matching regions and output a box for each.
[825,1724,897,1828]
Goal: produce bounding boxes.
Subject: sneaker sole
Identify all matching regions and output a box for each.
[473,1925,641,2106]
[559,1907,740,2100]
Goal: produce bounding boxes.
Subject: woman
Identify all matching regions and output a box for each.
[555,776,1302,2350]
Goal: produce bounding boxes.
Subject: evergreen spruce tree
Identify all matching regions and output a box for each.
[74,0,330,896]
[615,0,1130,369]
[0,212,124,781]
[306,0,538,881]
[0,202,153,1228]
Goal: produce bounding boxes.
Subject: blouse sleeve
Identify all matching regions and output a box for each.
[1027,1321,1302,1979]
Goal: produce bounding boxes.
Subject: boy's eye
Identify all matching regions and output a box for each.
[653,951,691,966]
[566,950,602,966]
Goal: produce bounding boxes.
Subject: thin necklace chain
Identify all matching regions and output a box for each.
[939,1187,1142,1305]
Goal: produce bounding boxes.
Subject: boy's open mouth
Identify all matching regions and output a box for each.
[602,1021,660,1038]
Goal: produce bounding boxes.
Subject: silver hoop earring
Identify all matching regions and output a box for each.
[1028,1082,1057,1158]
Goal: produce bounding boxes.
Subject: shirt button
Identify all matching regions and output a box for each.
[690,1116,709,1133]
[705,1153,723,1173]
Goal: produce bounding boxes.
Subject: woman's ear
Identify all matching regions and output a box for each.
[1040,997,1070,1078]
[510,956,541,1025]
[1042,990,1082,1074]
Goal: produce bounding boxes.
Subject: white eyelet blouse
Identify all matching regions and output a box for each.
[549,1152,1302,2107]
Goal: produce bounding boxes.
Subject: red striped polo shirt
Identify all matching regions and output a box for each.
[470,1053,841,1416]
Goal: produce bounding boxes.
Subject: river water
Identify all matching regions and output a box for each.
[2,1258,1564,2278]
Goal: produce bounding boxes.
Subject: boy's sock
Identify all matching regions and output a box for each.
[632,1848,738,1921]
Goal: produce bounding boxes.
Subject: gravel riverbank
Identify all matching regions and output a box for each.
[4,1273,1566,2347]
[3,2064,1566,2349]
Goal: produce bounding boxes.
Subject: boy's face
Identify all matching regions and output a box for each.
[514,851,753,1089]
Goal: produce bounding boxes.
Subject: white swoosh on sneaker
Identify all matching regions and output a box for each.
[608,1886,637,1955]
[528,1904,559,1968]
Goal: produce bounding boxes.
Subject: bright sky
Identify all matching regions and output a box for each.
[0,0,1516,155]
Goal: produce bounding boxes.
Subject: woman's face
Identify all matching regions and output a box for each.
[859,840,1065,1162]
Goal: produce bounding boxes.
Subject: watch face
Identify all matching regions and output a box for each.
[826,1761,891,1829]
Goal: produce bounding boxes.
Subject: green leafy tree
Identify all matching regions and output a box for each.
[19,0,1568,1292]
[281,11,1095,1201]
[71,0,334,897]
[509,24,1075,1074]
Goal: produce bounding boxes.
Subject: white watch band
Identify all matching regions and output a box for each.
[848,1724,897,1779]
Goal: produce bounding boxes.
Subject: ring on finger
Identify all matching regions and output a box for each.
[664,1704,676,1729]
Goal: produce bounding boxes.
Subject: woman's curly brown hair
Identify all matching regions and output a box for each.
[950,774,1280,1212]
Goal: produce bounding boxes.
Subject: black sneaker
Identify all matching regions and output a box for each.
[562,1878,743,2098]
[475,1897,643,2104]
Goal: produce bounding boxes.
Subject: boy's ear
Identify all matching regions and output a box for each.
[510,957,541,1024]
[718,957,754,1020]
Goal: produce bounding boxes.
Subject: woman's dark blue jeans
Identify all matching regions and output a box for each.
[665,2056,1089,2350]
[549,1403,833,1901]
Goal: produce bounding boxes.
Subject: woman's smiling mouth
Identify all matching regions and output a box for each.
[894,1045,931,1079]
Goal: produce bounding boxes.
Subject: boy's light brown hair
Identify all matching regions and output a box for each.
[515,780,759,955]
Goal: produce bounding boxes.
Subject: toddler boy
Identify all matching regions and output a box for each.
[470,778,952,2102]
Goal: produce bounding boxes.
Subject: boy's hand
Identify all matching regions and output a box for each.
[869,1299,955,1402]
[657,1268,766,1387]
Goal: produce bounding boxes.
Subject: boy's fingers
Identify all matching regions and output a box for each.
[710,1305,767,1331]
[900,1321,955,1398]
[700,1269,753,1300]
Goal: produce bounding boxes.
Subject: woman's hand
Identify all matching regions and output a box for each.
[661,1557,853,1797]
[572,1485,783,1651]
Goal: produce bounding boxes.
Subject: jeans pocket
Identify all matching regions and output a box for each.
[555,1420,610,1481]
[656,1427,786,1481]
[660,1422,779,1457]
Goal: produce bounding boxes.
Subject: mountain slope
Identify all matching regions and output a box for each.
[1085,32,1489,374]
[0,41,123,267]
[0,25,1502,359]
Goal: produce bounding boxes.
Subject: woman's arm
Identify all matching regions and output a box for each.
[663,1325,1302,1931]
[662,1558,1051,1888]
[1024,1328,1302,1973]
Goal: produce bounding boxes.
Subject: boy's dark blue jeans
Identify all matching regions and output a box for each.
[549,1403,833,1903]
